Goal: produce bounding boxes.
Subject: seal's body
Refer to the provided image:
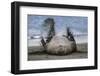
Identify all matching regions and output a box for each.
[46,36,76,55]
[41,18,76,55]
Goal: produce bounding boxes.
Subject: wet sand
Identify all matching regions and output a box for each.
[28,52,87,61]
[28,43,88,61]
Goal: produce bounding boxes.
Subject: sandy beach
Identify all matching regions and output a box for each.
[28,43,88,61]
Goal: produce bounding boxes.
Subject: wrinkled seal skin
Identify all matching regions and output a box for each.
[46,36,76,55]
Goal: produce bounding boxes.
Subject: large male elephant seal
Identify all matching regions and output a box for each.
[41,18,77,55]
